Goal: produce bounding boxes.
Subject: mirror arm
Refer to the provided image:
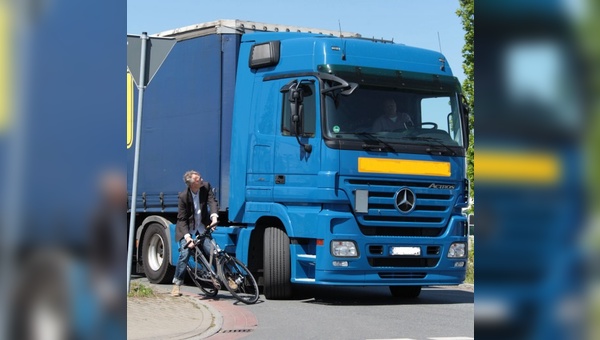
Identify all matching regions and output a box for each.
[319,73,358,96]
[295,127,312,153]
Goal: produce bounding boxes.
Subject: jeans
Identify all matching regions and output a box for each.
[173,238,192,286]
[202,237,214,260]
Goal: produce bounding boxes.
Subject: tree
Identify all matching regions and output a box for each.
[456,0,474,210]
[582,0,600,211]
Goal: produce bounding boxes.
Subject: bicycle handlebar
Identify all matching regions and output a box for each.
[185,223,219,249]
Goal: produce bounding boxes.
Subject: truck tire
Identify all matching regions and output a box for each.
[264,227,292,299]
[142,223,174,283]
[389,285,422,298]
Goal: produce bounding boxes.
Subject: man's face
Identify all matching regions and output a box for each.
[384,100,397,118]
[189,174,203,192]
[100,171,126,207]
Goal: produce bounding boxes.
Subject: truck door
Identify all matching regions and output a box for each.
[273,77,321,203]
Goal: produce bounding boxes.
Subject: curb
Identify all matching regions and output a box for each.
[432,283,474,292]
[183,292,223,339]
[459,283,474,292]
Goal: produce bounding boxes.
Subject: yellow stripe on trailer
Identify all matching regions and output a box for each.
[0,0,12,133]
[358,157,451,177]
[127,71,134,148]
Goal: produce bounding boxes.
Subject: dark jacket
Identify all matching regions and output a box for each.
[175,182,219,242]
[372,112,413,132]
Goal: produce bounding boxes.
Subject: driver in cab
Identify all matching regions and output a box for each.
[372,98,413,132]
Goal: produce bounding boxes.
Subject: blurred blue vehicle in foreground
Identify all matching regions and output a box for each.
[475,1,589,339]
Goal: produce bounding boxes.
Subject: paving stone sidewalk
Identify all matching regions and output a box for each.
[127,282,222,339]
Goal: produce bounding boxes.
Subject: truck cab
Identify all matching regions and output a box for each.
[228,30,470,298]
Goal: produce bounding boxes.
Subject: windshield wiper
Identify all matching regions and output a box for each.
[356,132,396,153]
[404,136,457,156]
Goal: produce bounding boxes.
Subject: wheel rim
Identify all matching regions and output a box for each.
[147,234,165,271]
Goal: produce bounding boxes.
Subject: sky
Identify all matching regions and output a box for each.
[127,0,467,84]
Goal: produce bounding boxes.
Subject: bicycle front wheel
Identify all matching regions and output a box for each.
[187,260,218,297]
[217,255,259,304]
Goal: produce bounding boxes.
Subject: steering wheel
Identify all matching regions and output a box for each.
[420,122,438,129]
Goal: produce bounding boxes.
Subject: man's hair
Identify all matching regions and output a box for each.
[183,170,200,186]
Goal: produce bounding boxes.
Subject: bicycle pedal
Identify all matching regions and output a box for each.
[211,277,221,290]
[227,278,238,290]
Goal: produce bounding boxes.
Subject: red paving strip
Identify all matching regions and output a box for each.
[207,299,257,340]
[191,295,258,340]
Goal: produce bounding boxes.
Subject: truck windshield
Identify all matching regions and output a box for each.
[322,66,465,153]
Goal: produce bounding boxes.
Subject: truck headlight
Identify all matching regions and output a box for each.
[331,241,358,257]
[447,242,467,258]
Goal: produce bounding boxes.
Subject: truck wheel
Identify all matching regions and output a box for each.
[142,223,174,283]
[264,227,292,299]
[389,285,422,298]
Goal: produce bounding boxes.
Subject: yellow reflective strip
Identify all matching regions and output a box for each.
[476,151,561,183]
[358,157,451,177]
[0,1,11,133]
[127,72,133,148]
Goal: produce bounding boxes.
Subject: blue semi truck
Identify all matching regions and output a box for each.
[127,19,470,299]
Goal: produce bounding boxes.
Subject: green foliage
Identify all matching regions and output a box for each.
[128,282,155,297]
[465,238,474,284]
[456,0,474,206]
[580,0,600,212]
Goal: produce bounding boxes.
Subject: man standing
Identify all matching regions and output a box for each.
[171,170,219,297]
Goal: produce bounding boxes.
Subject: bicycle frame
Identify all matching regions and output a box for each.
[188,236,219,285]
[186,227,259,304]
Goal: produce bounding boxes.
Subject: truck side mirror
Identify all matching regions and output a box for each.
[289,86,304,135]
[280,80,312,153]
[291,87,312,152]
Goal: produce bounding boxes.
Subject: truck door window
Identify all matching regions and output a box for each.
[420,95,462,146]
[281,83,316,137]
[421,96,451,130]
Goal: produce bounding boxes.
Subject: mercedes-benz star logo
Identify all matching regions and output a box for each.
[395,188,416,213]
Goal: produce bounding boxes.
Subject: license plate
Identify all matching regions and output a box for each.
[389,246,421,256]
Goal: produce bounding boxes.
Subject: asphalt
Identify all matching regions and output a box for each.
[127,278,473,340]
[127,277,258,340]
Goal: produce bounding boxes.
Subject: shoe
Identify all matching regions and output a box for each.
[210,277,221,290]
[227,277,238,290]
[171,284,182,297]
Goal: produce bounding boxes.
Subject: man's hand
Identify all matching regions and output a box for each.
[185,236,195,249]
[209,215,219,229]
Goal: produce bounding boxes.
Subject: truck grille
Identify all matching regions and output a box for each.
[378,272,427,279]
[361,226,443,237]
[343,178,457,237]
[368,257,440,268]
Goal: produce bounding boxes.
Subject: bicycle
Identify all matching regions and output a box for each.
[185,225,259,304]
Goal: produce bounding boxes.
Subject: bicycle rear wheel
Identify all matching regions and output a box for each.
[187,259,218,297]
[217,255,259,304]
